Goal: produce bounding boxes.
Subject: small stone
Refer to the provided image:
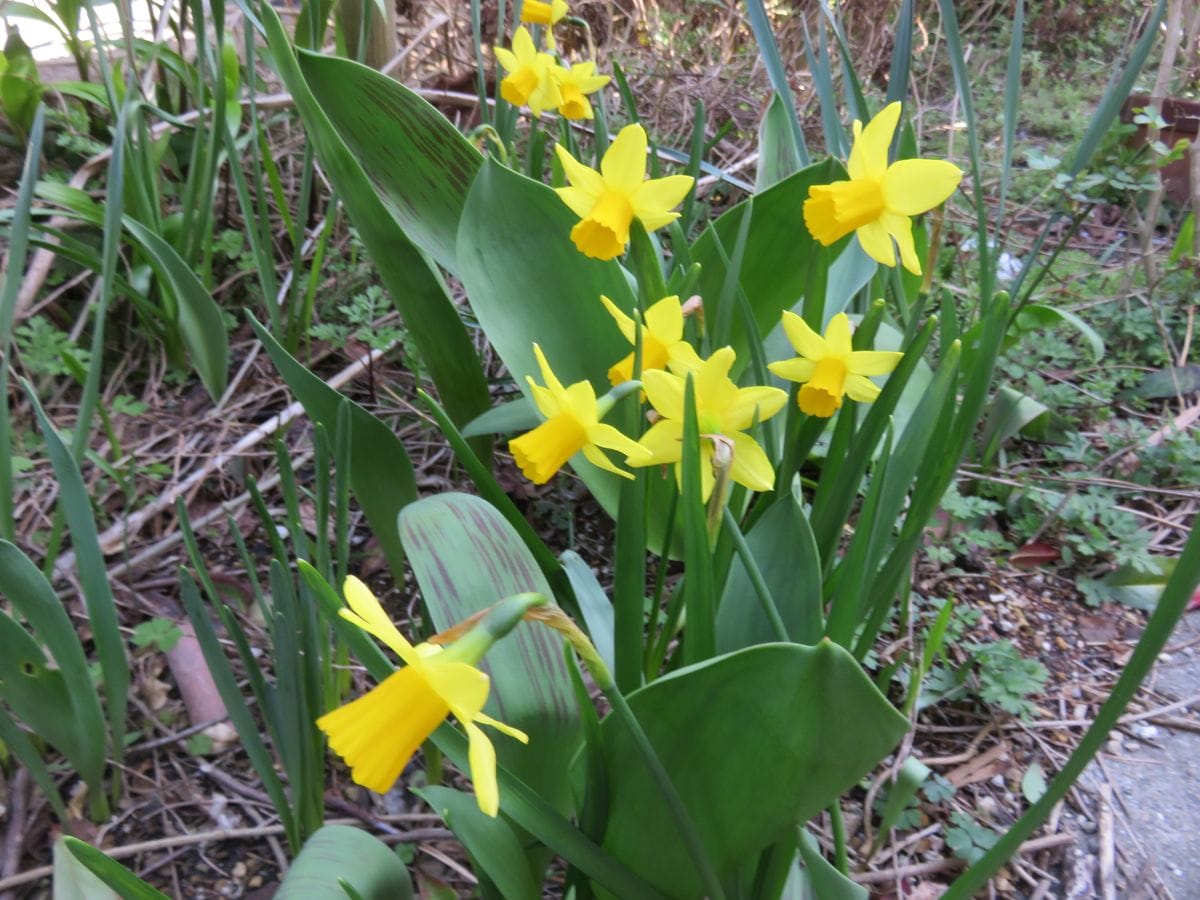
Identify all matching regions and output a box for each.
[989,592,1007,604]
[977,795,999,818]
[1079,818,1098,834]
[990,774,1006,788]
[1184,646,1195,656]
[997,619,1016,634]
[1106,738,1123,755]
[1074,703,1088,719]
[1123,740,1141,752]
[232,862,247,880]
[1159,653,1173,663]
[249,876,263,888]
[1132,723,1159,740]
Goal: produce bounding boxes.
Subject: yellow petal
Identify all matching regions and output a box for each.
[667,340,704,375]
[728,431,775,493]
[882,158,962,216]
[630,175,694,230]
[317,668,448,794]
[421,660,491,721]
[581,441,633,479]
[341,576,416,663]
[600,294,637,344]
[642,368,684,421]
[587,421,652,460]
[630,418,683,465]
[601,124,647,190]
[510,414,587,483]
[824,313,853,358]
[556,186,599,220]
[721,385,788,432]
[694,347,738,408]
[464,721,500,816]
[564,380,599,423]
[532,343,566,396]
[475,712,529,743]
[780,310,828,360]
[570,217,626,260]
[847,101,901,181]
[511,26,536,62]
[844,373,882,403]
[494,46,518,73]
[643,295,683,343]
[855,218,896,268]
[846,350,904,376]
[767,357,816,383]
[880,210,922,275]
[554,144,604,197]
[607,351,635,386]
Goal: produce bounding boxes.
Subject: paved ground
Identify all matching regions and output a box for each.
[1079,612,1200,899]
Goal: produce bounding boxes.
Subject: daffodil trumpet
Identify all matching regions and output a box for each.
[317,578,542,816]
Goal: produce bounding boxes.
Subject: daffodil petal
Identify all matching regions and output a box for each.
[642,368,684,421]
[695,347,737,402]
[475,712,529,743]
[630,175,694,229]
[846,350,904,376]
[553,144,604,197]
[728,431,776,492]
[556,186,599,219]
[643,295,683,342]
[532,343,567,396]
[527,379,559,419]
[632,418,683,465]
[847,101,901,181]
[600,295,637,344]
[844,373,882,402]
[601,124,647,190]
[666,340,704,374]
[722,386,788,431]
[767,357,816,383]
[564,380,599,422]
[880,210,922,275]
[855,218,896,268]
[494,46,518,72]
[581,441,632,479]
[511,26,535,61]
[825,313,853,357]
[780,310,828,360]
[463,721,500,816]
[587,422,651,460]
[342,576,416,663]
[882,158,963,216]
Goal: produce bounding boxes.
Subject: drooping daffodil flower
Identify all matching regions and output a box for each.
[600,294,703,385]
[553,61,610,120]
[509,343,650,484]
[554,124,694,260]
[521,0,568,26]
[803,101,962,275]
[495,27,561,115]
[316,577,528,816]
[631,347,787,500]
[768,311,903,417]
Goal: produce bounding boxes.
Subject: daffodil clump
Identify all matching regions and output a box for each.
[495,2,611,122]
[317,577,528,816]
[803,101,963,275]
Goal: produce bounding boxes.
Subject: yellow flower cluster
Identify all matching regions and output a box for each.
[496,2,610,122]
[507,297,904,496]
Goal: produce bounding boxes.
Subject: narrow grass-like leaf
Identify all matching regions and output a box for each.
[996,0,1024,236]
[62,838,170,899]
[250,315,416,579]
[178,568,298,851]
[561,550,615,676]
[25,385,128,778]
[0,104,43,541]
[946,520,1200,897]
[743,0,808,164]
[0,707,69,821]
[755,93,802,192]
[885,0,915,105]
[679,376,714,664]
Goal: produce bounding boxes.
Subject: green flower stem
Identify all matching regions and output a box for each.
[628,219,668,306]
[722,507,789,642]
[597,380,643,418]
[829,801,849,875]
[945,519,1200,898]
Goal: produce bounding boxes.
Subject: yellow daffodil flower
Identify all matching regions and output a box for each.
[803,102,962,275]
[495,27,561,115]
[554,124,694,260]
[316,577,527,816]
[509,344,650,484]
[553,61,610,120]
[521,0,568,26]
[768,311,903,417]
[631,347,787,500]
[600,294,703,385]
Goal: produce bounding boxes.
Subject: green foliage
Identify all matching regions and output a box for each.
[945,811,1002,864]
[964,640,1050,719]
[13,315,91,378]
[130,618,183,653]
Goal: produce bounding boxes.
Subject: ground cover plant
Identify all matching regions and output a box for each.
[0,0,1198,896]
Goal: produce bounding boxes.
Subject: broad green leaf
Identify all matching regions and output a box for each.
[456,158,638,514]
[598,642,908,896]
[462,395,538,438]
[398,493,582,813]
[415,786,539,900]
[980,385,1050,463]
[756,93,802,192]
[690,159,842,363]
[717,487,822,650]
[1080,558,1180,611]
[275,825,412,900]
[262,8,491,436]
[1119,364,1200,401]
[0,542,107,794]
[60,838,167,900]
[250,315,416,579]
[743,0,808,165]
[296,48,482,271]
[796,830,866,900]
[0,707,68,821]
[1021,762,1047,804]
